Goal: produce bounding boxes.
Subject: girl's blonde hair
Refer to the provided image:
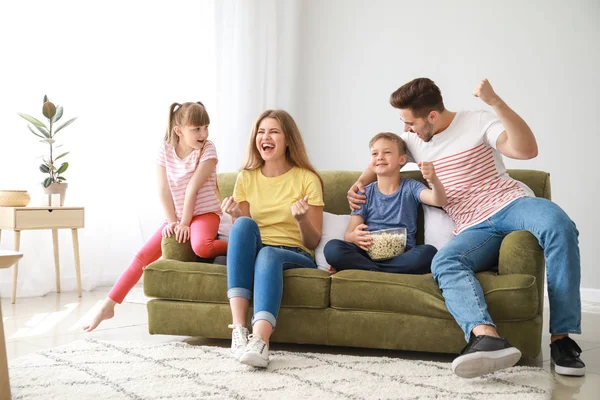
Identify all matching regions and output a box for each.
[242,110,323,190]
[164,102,210,146]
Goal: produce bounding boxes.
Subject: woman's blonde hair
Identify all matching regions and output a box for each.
[242,110,323,190]
[164,102,210,146]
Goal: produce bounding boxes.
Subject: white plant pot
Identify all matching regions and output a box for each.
[43,182,68,206]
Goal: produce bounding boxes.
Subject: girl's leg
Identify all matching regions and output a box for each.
[189,213,228,259]
[83,223,165,332]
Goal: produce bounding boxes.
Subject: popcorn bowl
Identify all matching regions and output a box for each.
[367,227,407,261]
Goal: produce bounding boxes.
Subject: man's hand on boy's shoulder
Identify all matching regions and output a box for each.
[348,181,367,211]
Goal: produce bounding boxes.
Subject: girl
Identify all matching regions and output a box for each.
[221,110,324,368]
[83,102,227,332]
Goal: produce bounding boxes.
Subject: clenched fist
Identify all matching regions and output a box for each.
[291,195,310,221]
[418,161,438,185]
[221,196,241,218]
[472,79,503,107]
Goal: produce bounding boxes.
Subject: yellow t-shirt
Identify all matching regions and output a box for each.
[233,166,325,256]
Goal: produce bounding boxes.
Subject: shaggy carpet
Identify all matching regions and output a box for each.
[9,339,553,399]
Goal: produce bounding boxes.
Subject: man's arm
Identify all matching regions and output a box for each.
[473,79,538,160]
[347,168,377,210]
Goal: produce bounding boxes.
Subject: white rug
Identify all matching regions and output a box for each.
[9,339,553,400]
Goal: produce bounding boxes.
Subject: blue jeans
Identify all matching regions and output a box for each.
[324,239,436,274]
[432,197,581,341]
[226,217,317,328]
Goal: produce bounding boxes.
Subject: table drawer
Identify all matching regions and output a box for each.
[15,209,84,230]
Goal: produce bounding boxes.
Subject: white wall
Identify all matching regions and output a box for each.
[291,0,600,290]
[0,1,216,297]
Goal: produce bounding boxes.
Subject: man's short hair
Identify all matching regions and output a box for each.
[389,77,445,118]
[369,132,407,155]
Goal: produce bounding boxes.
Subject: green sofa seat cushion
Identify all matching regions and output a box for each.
[330,270,538,321]
[144,260,331,309]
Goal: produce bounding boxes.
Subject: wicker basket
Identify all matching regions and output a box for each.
[0,190,31,207]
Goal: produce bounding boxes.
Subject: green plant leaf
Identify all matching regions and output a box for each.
[56,162,69,174]
[27,125,45,138]
[43,95,48,103]
[39,164,50,173]
[55,151,69,161]
[57,176,66,181]
[51,106,63,123]
[43,177,52,188]
[42,101,56,119]
[54,117,77,134]
[39,138,55,144]
[18,113,48,129]
[33,124,50,138]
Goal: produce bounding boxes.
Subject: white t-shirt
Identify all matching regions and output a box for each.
[157,140,222,221]
[401,110,534,234]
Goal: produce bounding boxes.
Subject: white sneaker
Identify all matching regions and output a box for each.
[239,333,269,368]
[228,324,249,360]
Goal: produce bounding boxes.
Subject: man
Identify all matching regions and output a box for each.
[348,78,585,379]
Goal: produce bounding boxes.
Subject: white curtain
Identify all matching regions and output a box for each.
[0,0,217,298]
[212,0,302,172]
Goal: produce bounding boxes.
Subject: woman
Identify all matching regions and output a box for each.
[221,110,324,368]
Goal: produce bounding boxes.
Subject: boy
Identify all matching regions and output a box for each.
[324,132,446,274]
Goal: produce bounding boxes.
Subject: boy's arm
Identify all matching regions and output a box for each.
[180,159,217,226]
[418,162,447,207]
[344,214,373,251]
[344,215,365,242]
[157,165,178,223]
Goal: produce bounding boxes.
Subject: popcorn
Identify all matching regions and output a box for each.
[367,232,407,261]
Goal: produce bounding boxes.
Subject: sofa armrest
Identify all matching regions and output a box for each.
[498,230,545,313]
[161,236,199,262]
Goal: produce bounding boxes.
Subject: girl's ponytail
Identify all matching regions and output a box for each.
[164,102,182,145]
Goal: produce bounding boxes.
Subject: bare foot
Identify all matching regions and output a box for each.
[83,299,117,332]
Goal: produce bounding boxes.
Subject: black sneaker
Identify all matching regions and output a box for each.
[452,334,522,378]
[550,337,586,376]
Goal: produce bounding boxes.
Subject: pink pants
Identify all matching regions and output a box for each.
[108,213,227,303]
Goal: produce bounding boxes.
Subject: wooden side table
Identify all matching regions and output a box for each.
[0,207,84,303]
[0,250,23,399]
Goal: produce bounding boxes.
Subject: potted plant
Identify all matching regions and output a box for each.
[18,95,77,206]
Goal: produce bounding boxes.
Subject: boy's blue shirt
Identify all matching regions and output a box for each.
[351,178,426,248]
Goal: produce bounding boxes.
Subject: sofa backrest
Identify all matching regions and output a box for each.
[217,169,551,243]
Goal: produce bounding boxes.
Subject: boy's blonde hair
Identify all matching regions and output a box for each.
[242,109,324,191]
[164,102,210,146]
[369,132,407,155]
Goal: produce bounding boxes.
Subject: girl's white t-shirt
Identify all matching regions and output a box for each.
[401,110,534,234]
[157,140,222,221]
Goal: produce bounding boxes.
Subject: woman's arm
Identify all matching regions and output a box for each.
[292,195,323,250]
[180,158,216,226]
[221,197,251,222]
[157,165,177,223]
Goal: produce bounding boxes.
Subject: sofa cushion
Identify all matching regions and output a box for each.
[144,260,331,309]
[330,270,538,321]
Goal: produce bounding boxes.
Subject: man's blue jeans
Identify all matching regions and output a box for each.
[432,197,581,341]
[226,217,317,329]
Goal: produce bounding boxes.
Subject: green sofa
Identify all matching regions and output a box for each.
[143,169,550,358]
